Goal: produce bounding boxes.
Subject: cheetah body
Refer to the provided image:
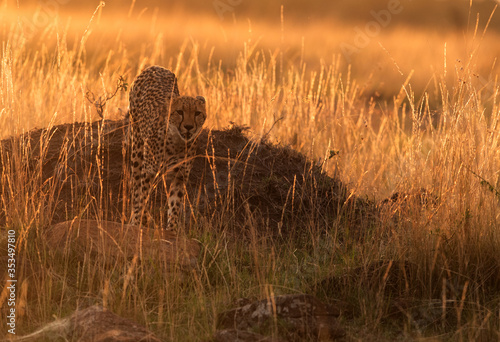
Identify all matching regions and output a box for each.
[128,65,206,229]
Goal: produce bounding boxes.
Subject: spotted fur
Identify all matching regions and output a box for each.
[128,65,207,229]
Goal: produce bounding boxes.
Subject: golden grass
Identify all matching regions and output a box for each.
[1,1,500,196]
[1,1,500,340]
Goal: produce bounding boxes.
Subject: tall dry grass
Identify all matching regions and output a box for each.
[0,1,500,340]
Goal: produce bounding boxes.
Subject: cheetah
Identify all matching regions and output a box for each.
[128,65,207,229]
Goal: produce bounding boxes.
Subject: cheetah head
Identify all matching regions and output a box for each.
[167,95,207,141]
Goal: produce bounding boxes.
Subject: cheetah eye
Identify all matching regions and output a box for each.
[176,110,184,116]
[195,111,203,117]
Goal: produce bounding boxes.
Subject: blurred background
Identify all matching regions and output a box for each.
[1,0,500,200]
[2,0,499,100]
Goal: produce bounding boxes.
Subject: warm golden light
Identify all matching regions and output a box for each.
[1,1,500,340]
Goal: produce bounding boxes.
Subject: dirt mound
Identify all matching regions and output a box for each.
[13,305,162,342]
[216,294,345,341]
[0,120,373,236]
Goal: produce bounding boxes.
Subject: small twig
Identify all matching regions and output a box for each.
[262,115,284,141]
[467,166,500,202]
[86,76,128,119]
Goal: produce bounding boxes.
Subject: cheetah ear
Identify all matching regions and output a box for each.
[196,96,206,104]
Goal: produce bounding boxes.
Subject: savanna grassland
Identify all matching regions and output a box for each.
[1,0,500,340]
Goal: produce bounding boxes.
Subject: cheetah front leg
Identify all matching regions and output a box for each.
[166,160,192,230]
[130,129,143,225]
[130,133,152,226]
